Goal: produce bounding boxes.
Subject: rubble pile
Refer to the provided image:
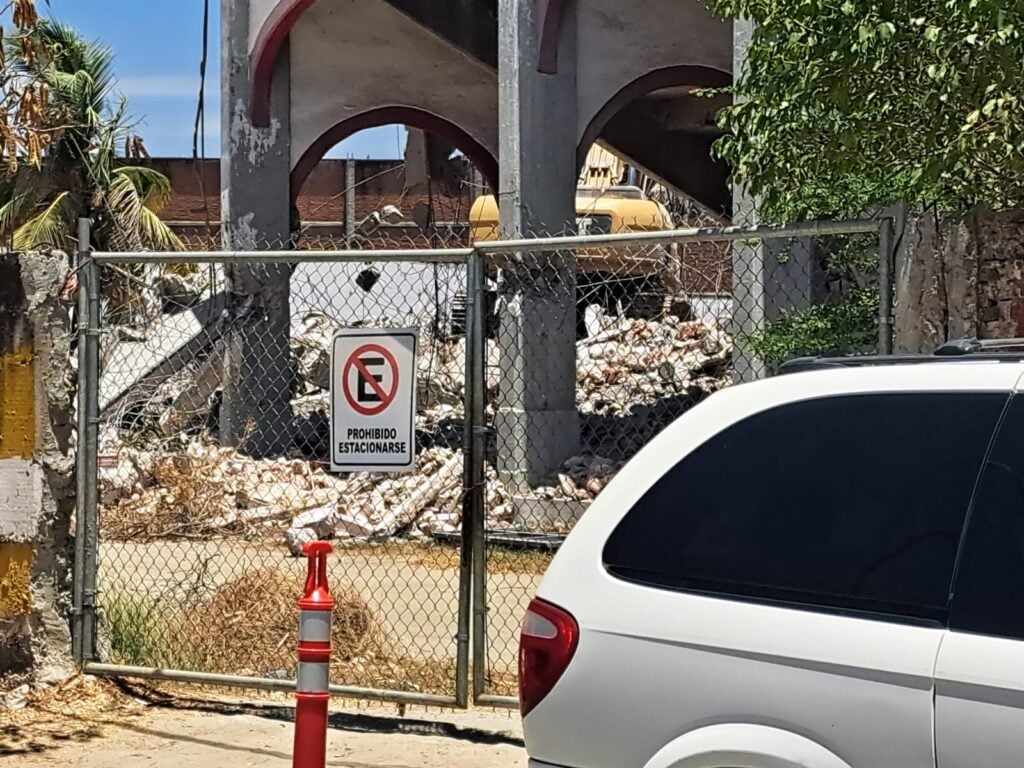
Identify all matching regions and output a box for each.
[284,448,514,554]
[97,307,735,544]
[108,309,730,458]
[100,442,514,548]
[100,443,350,539]
[291,312,336,393]
[291,313,500,410]
[577,310,732,416]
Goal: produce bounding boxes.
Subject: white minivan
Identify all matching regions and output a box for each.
[520,349,1024,768]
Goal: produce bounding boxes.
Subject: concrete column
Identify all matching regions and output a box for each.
[730,19,821,379]
[495,0,579,490]
[345,159,357,247]
[220,0,294,456]
[730,18,767,382]
[1,252,74,679]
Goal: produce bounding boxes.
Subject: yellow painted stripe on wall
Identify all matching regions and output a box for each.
[0,543,33,616]
[0,347,35,460]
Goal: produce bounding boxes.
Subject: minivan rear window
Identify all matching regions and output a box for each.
[951,396,1024,640]
[602,393,1006,623]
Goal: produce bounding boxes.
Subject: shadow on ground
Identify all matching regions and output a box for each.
[1,678,523,761]
[122,681,525,747]
[0,710,107,757]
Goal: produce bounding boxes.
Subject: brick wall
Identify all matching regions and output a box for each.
[154,157,732,297]
[974,209,1024,338]
[151,158,478,227]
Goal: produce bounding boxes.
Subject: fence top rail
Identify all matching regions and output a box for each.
[90,219,885,264]
[475,218,886,255]
[90,248,475,265]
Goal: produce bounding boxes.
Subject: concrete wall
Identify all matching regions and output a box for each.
[895,208,1024,352]
[252,0,734,180]
[289,0,497,171]
[0,252,75,679]
[575,0,733,143]
[249,0,280,52]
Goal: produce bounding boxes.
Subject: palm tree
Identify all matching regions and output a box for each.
[0,20,182,256]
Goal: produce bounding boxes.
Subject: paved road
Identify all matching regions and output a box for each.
[16,704,526,767]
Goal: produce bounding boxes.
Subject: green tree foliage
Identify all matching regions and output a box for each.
[713,0,1024,222]
[713,1,1023,362]
[0,20,181,253]
[747,236,881,364]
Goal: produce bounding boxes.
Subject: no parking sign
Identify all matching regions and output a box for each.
[330,328,418,473]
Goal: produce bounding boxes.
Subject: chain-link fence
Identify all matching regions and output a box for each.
[467,215,896,704]
[82,228,479,707]
[73,213,896,708]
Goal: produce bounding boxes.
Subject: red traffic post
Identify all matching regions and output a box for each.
[293,541,334,768]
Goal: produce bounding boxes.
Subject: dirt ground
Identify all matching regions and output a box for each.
[6,690,526,767]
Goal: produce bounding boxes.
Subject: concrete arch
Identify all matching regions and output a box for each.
[288,0,497,192]
[575,0,732,145]
[290,106,499,202]
[576,64,731,168]
[577,63,733,212]
[250,0,316,126]
[538,0,571,74]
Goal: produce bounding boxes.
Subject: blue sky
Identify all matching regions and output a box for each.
[38,0,404,159]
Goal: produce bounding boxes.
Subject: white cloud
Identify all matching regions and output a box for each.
[116,75,202,99]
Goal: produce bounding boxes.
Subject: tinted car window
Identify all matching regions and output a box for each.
[603,393,1006,622]
[951,395,1024,639]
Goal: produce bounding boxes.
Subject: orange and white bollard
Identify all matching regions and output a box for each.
[293,541,333,768]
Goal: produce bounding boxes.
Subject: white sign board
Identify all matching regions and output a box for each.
[330,328,418,473]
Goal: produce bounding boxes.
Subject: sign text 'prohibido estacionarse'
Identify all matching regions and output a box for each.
[330,328,418,473]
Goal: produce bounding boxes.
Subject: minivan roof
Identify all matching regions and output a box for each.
[779,337,1024,375]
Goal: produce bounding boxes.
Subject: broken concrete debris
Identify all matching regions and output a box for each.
[100,439,628,546]
[98,305,731,544]
[577,310,731,416]
[106,307,729,456]
[100,443,516,550]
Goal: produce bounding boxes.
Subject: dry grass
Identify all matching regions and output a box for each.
[103,452,244,541]
[182,568,389,679]
[104,569,469,697]
[481,670,520,698]
[0,674,144,757]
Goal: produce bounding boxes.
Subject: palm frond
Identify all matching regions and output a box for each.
[138,207,184,252]
[114,166,174,211]
[0,198,23,247]
[101,170,144,252]
[37,21,116,96]
[13,191,73,251]
[101,169,183,253]
[12,21,119,171]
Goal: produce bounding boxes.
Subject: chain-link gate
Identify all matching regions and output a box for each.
[467,216,897,706]
[71,215,897,709]
[73,226,480,708]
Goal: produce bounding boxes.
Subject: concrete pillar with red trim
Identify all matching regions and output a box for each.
[220,0,295,457]
[495,0,581,491]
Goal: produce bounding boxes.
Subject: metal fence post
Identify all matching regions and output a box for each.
[71,220,88,663]
[72,216,99,663]
[462,250,489,702]
[455,256,476,708]
[878,217,896,355]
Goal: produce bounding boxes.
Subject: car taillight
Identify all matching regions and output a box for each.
[518,598,579,717]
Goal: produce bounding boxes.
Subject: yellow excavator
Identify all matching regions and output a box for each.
[459,186,681,337]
